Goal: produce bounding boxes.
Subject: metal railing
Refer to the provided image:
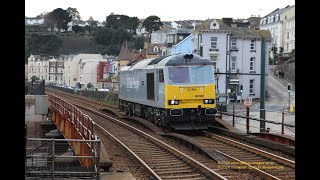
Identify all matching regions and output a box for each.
[26,138,101,179]
[218,104,295,137]
[46,85,111,100]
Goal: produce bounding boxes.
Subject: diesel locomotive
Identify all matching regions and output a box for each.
[118,54,218,130]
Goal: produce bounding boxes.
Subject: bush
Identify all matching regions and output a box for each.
[105,91,118,104]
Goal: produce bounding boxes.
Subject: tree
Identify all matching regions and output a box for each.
[289,49,295,59]
[72,25,85,33]
[87,83,92,89]
[67,7,81,21]
[25,33,62,58]
[142,15,163,33]
[129,16,140,32]
[93,27,113,46]
[44,8,72,31]
[132,36,145,50]
[106,14,139,31]
[31,76,39,82]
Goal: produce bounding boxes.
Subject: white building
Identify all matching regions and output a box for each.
[151,28,170,44]
[259,5,295,54]
[79,59,108,89]
[25,17,44,26]
[27,55,49,81]
[194,19,271,102]
[63,54,103,88]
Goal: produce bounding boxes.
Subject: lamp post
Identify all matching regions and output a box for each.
[240,84,243,103]
[200,43,203,57]
[288,83,291,106]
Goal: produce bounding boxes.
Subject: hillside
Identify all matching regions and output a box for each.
[25,32,110,63]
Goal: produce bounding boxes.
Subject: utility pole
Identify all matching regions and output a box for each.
[260,38,266,132]
[288,84,291,105]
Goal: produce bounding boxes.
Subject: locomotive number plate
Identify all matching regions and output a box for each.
[187,88,196,91]
[195,95,204,97]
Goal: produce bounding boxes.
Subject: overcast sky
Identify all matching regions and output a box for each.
[25,0,295,22]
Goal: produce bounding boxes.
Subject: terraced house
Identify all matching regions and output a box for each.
[194,18,271,103]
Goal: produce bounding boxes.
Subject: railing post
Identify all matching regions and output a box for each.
[263,109,266,132]
[220,104,223,119]
[96,137,101,180]
[232,105,235,127]
[246,107,250,134]
[52,138,55,179]
[282,111,285,134]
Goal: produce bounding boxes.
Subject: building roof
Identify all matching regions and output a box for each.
[196,19,272,40]
[118,46,133,60]
[263,5,295,18]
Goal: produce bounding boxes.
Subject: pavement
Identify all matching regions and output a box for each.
[221,68,295,137]
[269,66,295,92]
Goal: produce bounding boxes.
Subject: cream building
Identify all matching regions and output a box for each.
[79,59,108,89]
[281,5,295,55]
[63,54,103,88]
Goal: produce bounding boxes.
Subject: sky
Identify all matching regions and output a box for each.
[25,0,295,22]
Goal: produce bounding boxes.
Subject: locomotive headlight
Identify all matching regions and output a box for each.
[204,99,214,104]
[168,100,179,105]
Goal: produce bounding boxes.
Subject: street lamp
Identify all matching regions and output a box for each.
[240,84,243,103]
[288,83,291,105]
[200,43,203,57]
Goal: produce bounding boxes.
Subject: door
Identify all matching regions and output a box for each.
[147,73,155,100]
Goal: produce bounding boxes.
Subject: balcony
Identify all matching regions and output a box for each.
[209,48,219,52]
[231,69,239,73]
[230,47,238,52]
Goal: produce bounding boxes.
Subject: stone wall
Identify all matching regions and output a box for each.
[276,62,295,85]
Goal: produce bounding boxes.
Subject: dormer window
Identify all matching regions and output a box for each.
[153,46,159,52]
[275,14,279,21]
[209,19,220,29]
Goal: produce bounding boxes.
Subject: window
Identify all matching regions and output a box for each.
[159,69,164,82]
[209,55,218,69]
[211,37,218,49]
[250,40,256,50]
[231,37,237,50]
[167,35,173,43]
[250,79,255,94]
[287,32,290,39]
[231,57,237,71]
[153,46,159,52]
[286,43,290,51]
[168,67,189,83]
[250,57,255,71]
[179,36,183,40]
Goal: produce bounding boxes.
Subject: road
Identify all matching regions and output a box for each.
[223,65,295,136]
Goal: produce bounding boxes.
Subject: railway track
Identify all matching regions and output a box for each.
[195,132,295,179]
[46,88,295,179]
